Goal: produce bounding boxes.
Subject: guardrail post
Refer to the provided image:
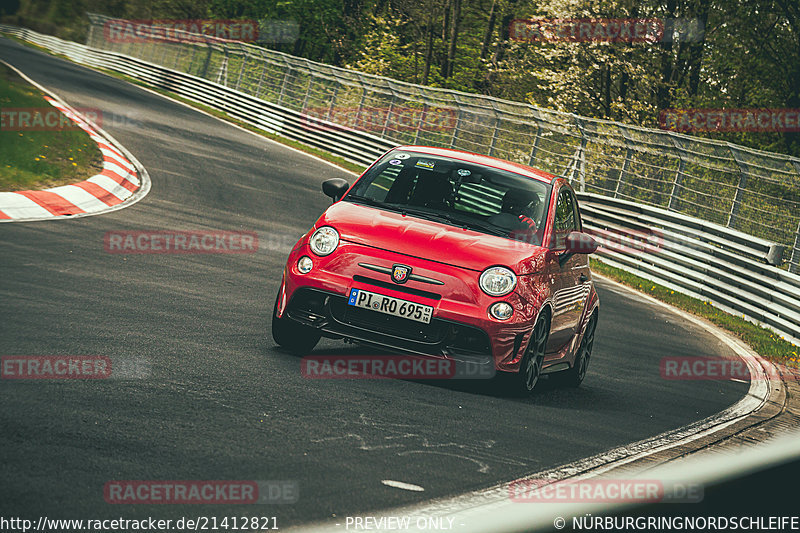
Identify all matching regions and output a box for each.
[615,128,633,198]
[125,33,135,58]
[200,39,214,79]
[573,116,588,192]
[86,21,97,47]
[449,108,462,149]
[234,49,248,91]
[380,90,395,139]
[254,55,267,97]
[159,38,170,66]
[215,49,229,86]
[147,37,159,63]
[302,73,313,112]
[487,102,500,157]
[528,123,542,165]
[186,42,198,75]
[667,134,686,211]
[172,41,184,71]
[354,74,367,124]
[277,58,291,106]
[727,144,748,229]
[488,117,500,157]
[447,95,462,149]
[413,102,426,145]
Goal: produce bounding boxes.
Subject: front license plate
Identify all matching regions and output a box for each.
[347,289,433,324]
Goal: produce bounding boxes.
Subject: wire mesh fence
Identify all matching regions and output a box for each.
[85,13,800,272]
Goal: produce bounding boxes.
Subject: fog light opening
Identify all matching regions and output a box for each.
[298,256,313,274]
[489,302,514,320]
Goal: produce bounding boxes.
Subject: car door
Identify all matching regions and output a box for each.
[546,186,588,352]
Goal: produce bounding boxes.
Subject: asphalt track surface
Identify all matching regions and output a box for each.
[0,37,750,527]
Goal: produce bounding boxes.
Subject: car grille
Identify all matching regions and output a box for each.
[351,275,442,300]
[329,296,446,344]
[286,288,492,358]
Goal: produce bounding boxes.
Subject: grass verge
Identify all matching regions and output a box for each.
[0,62,102,191]
[590,257,799,364]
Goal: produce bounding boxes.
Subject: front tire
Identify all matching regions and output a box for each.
[558,312,597,388]
[271,291,321,355]
[515,314,550,394]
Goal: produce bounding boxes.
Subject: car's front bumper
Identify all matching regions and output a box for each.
[277,240,548,372]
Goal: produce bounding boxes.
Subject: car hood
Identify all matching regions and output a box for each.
[316,202,547,275]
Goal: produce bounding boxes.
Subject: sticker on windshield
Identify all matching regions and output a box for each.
[389,159,403,166]
[457,169,471,177]
[415,159,435,170]
[394,153,411,160]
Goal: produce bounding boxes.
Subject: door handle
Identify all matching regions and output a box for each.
[579,273,588,283]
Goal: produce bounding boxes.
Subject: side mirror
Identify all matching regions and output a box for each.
[565,231,598,255]
[322,178,350,202]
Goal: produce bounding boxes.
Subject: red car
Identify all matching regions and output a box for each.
[272,146,599,393]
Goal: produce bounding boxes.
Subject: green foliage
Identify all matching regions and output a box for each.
[5,0,799,156]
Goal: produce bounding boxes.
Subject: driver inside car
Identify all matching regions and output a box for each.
[488,189,541,244]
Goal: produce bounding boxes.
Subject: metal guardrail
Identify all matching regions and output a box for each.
[81,13,800,275]
[578,193,800,345]
[2,23,797,345]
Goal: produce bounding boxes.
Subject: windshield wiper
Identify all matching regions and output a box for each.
[452,218,510,238]
[344,195,407,215]
[398,207,510,238]
[343,194,383,207]
[395,206,463,226]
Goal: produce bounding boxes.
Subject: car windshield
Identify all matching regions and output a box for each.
[344,150,552,246]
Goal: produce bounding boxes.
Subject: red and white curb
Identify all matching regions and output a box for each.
[0,61,150,222]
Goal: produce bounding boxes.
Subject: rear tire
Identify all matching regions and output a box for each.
[271,291,321,355]
[557,312,597,388]
[514,314,550,395]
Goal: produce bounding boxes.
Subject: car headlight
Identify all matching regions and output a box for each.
[479,266,517,297]
[309,226,339,256]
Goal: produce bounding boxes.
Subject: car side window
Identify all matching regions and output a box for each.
[551,189,578,249]
[363,166,404,202]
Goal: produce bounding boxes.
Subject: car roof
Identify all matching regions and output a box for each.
[395,145,556,184]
